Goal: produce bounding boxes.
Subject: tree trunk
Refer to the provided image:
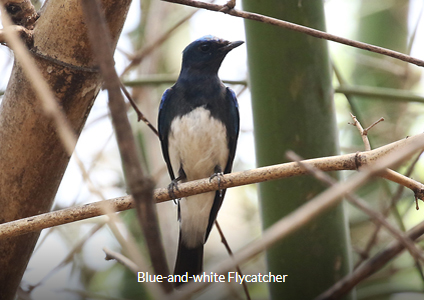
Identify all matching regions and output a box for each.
[0,0,131,298]
[242,0,353,299]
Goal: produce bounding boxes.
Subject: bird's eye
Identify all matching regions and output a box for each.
[199,43,210,52]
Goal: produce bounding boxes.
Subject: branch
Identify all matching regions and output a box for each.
[354,150,423,269]
[215,221,251,300]
[81,0,172,293]
[164,114,424,300]
[0,24,33,48]
[123,75,247,87]
[161,0,424,67]
[349,114,424,208]
[1,133,424,241]
[286,151,424,264]
[120,10,197,76]
[103,246,139,274]
[315,219,424,300]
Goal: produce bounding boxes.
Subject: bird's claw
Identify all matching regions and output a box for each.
[168,180,180,204]
[210,172,224,197]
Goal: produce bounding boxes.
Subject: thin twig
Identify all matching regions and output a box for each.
[315,219,424,300]
[103,247,139,274]
[354,151,424,269]
[0,24,33,47]
[28,222,105,293]
[349,113,372,151]
[123,75,247,87]
[350,114,424,208]
[164,115,424,300]
[215,221,251,300]
[81,0,172,293]
[161,0,424,67]
[286,151,424,264]
[1,132,424,240]
[364,117,385,135]
[120,82,159,136]
[100,202,164,299]
[121,10,197,76]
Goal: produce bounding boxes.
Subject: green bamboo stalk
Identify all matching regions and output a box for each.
[242,0,353,299]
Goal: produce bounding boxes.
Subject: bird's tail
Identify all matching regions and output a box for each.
[174,232,203,287]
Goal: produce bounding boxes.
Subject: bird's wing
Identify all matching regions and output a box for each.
[224,87,240,174]
[158,87,176,181]
[205,87,240,240]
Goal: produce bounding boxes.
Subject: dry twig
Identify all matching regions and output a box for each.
[0,24,33,47]
[1,132,424,241]
[350,114,424,209]
[81,0,172,293]
[162,0,424,67]
[286,151,424,264]
[215,221,251,300]
[315,219,424,300]
[103,247,139,274]
[163,113,424,300]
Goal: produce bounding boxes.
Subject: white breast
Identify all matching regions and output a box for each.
[168,106,229,248]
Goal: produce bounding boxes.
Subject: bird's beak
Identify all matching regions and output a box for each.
[221,40,244,53]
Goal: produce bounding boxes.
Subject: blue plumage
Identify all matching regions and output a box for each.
[158,36,243,283]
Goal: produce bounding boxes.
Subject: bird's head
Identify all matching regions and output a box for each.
[181,35,244,75]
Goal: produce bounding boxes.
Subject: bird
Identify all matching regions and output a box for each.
[158,35,243,284]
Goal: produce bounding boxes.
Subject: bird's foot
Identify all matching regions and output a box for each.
[209,168,224,197]
[169,167,187,204]
[168,179,180,204]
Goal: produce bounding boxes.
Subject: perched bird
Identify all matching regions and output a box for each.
[158,36,243,283]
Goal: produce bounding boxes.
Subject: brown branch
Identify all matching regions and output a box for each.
[350,114,424,208]
[103,246,139,274]
[215,221,251,300]
[120,82,159,136]
[80,0,172,293]
[161,0,424,67]
[1,132,424,241]
[100,202,165,299]
[164,116,424,300]
[364,117,385,135]
[121,10,197,76]
[353,151,424,268]
[0,24,33,48]
[286,151,424,264]
[315,219,424,300]
[349,113,373,151]
[28,222,105,293]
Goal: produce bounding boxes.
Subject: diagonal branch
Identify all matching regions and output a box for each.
[315,219,424,300]
[163,107,424,300]
[80,0,172,293]
[161,0,424,67]
[286,151,424,264]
